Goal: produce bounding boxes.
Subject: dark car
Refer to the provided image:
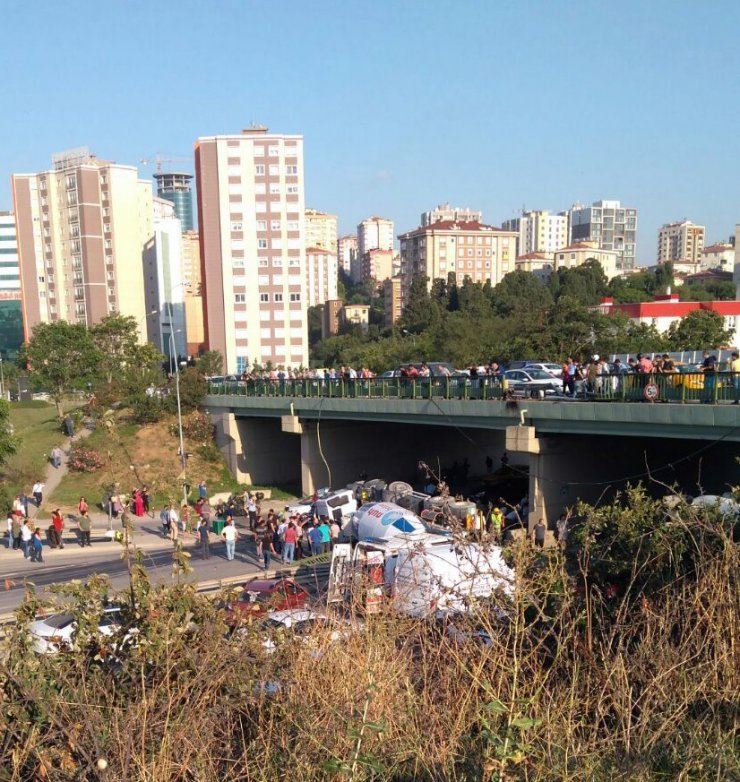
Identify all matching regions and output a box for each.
[222,577,310,623]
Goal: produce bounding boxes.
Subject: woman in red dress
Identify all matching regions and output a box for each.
[133,489,144,517]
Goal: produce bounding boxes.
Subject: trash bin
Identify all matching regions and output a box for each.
[212,518,226,535]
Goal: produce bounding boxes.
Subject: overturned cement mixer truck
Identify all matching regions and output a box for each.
[328,501,515,617]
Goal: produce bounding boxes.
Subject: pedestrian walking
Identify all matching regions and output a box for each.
[78,511,91,547]
[160,505,170,536]
[197,518,210,559]
[222,518,238,561]
[198,480,208,500]
[31,528,44,563]
[50,446,63,469]
[32,480,44,508]
[247,496,258,531]
[6,512,13,549]
[261,524,276,570]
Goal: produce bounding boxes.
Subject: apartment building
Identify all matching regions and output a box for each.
[356,216,394,282]
[154,172,194,231]
[143,197,187,361]
[12,148,153,340]
[657,220,705,265]
[322,298,343,339]
[360,247,394,283]
[569,200,638,270]
[0,212,23,359]
[502,210,569,256]
[304,208,338,254]
[305,246,338,307]
[699,243,734,272]
[337,233,357,275]
[383,276,403,328]
[421,203,482,226]
[181,230,205,355]
[399,219,518,290]
[195,125,308,372]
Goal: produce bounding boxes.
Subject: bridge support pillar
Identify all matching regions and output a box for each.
[300,423,331,497]
[506,425,568,536]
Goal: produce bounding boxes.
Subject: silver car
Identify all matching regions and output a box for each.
[504,369,561,397]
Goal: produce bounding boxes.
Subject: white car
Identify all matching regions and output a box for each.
[29,606,125,655]
[503,369,562,396]
[524,362,563,378]
[259,609,358,655]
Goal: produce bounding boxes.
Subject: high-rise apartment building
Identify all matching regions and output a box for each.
[12,148,153,339]
[383,276,403,328]
[181,230,205,355]
[360,248,394,282]
[304,209,337,254]
[143,197,187,361]
[421,203,482,226]
[195,125,308,372]
[657,220,705,265]
[502,210,569,256]
[399,219,518,290]
[0,212,23,359]
[305,247,338,307]
[357,217,394,258]
[569,200,638,270]
[154,172,194,231]
[337,234,357,275]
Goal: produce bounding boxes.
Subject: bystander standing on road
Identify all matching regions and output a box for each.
[78,511,91,547]
[261,523,277,570]
[51,508,65,549]
[532,518,547,549]
[222,518,238,561]
[31,528,44,563]
[20,519,32,558]
[330,518,341,548]
[197,517,210,559]
[282,522,297,564]
[309,522,323,557]
[6,512,13,549]
[10,513,22,550]
[319,518,331,553]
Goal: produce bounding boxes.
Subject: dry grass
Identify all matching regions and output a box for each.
[1,515,738,781]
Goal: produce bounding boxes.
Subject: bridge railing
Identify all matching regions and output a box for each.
[207,373,740,404]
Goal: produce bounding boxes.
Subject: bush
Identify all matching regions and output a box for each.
[196,443,221,463]
[127,393,165,424]
[67,445,104,473]
[171,411,214,443]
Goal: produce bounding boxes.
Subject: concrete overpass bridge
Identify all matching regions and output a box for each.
[205,385,740,531]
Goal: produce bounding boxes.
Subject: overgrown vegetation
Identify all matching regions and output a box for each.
[1,488,737,781]
[312,263,734,370]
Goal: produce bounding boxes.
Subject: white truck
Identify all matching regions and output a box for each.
[328,502,514,617]
[286,488,358,523]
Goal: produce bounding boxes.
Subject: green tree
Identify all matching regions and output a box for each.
[197,349,224,377]
[666,310,733,350]
[90,314,140,386]
[0,399,19,467]
[25,321,101,415]
[173,366,207,413]
[399,275,441,333]
[548,260,608,305]
[491,270,553,318]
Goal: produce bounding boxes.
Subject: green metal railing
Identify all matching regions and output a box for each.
[207,373,740,404]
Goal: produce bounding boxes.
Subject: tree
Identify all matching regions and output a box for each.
[173,367,207,412]
[666,310,733,350]
[0,399,18,467]
[548,260,608,305]
[90,314,140,386]
[399,275,441,333]
[25,322,101,415]
[491,271,553,318]
[197,349,224,377]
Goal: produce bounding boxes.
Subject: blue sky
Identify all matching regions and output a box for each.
[2,0,739,265]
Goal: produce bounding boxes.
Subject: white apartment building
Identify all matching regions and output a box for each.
[0,212,23,359]
[699,243,734,272]
[12,148,153,340]
[305,246,338,307]
[357,216,394,257]
[657,220,705,265]
[337,233,357,275]
[502,210,569,255]
[195,126,308,372]
[422,203,482,226]
[143,197,187,361]
[304,209,337,253]
[569,200,638,270]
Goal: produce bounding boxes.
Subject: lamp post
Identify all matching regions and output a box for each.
[166,302,188,509]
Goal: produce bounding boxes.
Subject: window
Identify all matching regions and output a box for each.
[258,239,267,249]
[286,165,298,175]
[270,184,281,194]
[288,258,300,267]
[287,220,300,231]
[290,292,301,302]
[268,146,279,156]
[255,201,267,212]
[254,146,265,157]
[232,258,245,268]
[258,275,269,285]
[255,183,266,194]
[260,293,269,303]
[234,294,245,303]
[274,292,283,303]
[230,221,243,231]
[287,185,299,194]
[260,327,271,338]
[271,219,281,230]
[258,259,269,267]
[257,220,267,230]
[269,164,279,175]
[255,165,265,175]
[272,258,282,266]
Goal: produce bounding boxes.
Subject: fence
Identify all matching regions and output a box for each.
[207,373,740,404]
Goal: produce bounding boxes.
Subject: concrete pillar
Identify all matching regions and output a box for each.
[300,423,331,496]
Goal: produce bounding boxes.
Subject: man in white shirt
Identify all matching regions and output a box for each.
[20,520,33,558]
[32,481,44,508]
[221,518,238,561]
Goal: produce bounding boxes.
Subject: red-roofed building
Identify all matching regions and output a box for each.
[596,294,740,345]
[699,242,734,272]
[399,218,518,292]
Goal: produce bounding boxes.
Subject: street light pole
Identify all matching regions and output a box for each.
[167,302,188,510]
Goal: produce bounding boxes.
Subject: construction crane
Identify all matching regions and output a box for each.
[139,154,191,173]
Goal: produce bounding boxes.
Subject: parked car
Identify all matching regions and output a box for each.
[503,368,561,396]
[222,577,310,623]
[29,605,126,655]
[395,362,467,378]
[524,362,563,378]
[286,487,332,516]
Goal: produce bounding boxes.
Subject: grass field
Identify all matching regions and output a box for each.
[1,401,66,499]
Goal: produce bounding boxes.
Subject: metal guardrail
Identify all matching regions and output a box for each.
[207,374,740,404]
